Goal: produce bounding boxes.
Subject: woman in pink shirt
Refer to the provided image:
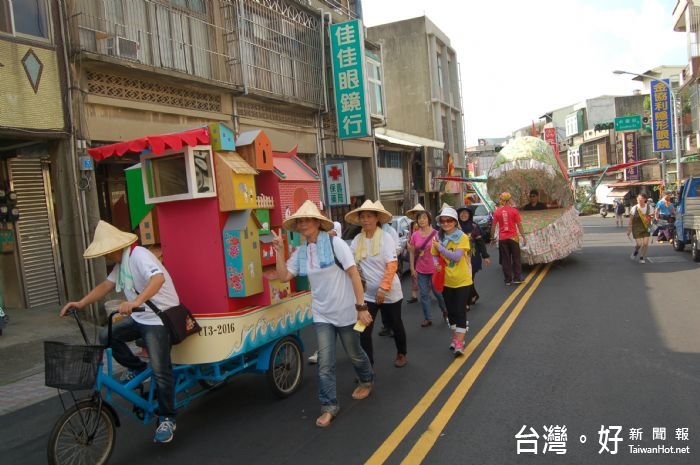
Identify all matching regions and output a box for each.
[407,206,447,327]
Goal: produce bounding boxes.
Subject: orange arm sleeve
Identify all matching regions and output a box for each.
[380,261,398,291]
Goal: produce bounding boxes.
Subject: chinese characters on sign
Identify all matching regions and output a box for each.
[515,425,690,456]
[623,132,639,181]
[651,79,674,152]
[324,162,350,206]
[329,20,371,140]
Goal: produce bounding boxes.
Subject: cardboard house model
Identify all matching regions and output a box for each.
[236,130,273,171]
[223,209,263,298]
[257,146,321,229]
[215,152,258,211]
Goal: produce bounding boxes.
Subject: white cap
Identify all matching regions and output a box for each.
[437,207,458,222]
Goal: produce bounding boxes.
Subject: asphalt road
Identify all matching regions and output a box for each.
[1,216,699,465]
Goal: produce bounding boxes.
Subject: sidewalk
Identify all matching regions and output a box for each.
[0,307,122,415]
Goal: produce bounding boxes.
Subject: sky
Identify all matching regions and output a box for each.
[361,0,687,147]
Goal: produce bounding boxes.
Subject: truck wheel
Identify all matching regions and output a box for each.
[267,336,303,398]
[692,239,700,262]
[673,232,685,252]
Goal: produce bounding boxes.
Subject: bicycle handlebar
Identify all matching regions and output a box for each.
[106,307,144,347]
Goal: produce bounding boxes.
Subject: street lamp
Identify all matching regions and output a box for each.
[613,69,682,186]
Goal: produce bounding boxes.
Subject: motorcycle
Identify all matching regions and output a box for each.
[652,217,676,243]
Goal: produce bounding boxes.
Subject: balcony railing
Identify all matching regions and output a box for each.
[71,0,235,87]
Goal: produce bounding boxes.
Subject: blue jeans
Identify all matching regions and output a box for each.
[315,322,373,415]
[100,317,175,417]
[417,272,446,320]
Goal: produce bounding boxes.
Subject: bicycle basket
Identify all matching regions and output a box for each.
[44,341,103,391]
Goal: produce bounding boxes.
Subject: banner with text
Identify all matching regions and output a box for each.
[651,79,673,152]
[329,20,371,140]
[623,132,639,181]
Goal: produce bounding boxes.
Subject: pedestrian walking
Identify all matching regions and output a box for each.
[614,198,625,227]
[431,206,472,356]
[273,201,374,427]
[457,206,491,306]
[492,192,527,285]
[628,193,654,263]
[346,200,406,368]
[406,203,447,327]
[59,220,180,443]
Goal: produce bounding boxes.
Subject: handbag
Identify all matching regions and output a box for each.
[144,300,201,345]
[432,256,446,292]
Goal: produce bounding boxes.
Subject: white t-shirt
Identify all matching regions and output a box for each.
[351,231,403,304]
[286,238,357,327]
[107,246,180,325]
[630,204,655,218]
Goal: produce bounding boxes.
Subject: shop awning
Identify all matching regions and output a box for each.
[374,128,444,149]
[607,180,662,188]
[87,127,210,161]
[607,188,630,198]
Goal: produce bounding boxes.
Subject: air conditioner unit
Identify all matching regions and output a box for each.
[105,36,139,61]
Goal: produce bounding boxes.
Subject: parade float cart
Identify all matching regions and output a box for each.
[45,125,320,465]
[486,136,584,265]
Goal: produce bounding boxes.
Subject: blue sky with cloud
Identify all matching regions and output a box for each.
[362,0,687,146]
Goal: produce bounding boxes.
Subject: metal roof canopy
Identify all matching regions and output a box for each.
[374,128,444,149]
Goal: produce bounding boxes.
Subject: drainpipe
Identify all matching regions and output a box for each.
[317,9,332,209]
[58,0,95,318]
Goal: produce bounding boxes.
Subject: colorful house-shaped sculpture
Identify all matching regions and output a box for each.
[257,146,321,228]
[236,130,273,171]
[223,209,263,297]
[215,152,258,211]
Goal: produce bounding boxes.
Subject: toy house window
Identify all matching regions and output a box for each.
[252,242,257,249]
[193,149,214,193]
[262,149,267,165]
[149,154,188,197]
[142,145,217,204]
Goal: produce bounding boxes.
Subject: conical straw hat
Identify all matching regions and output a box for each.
[405,203,426,220]
[345,199,392,225]
[83,220,138,259]
[282,200,334,232]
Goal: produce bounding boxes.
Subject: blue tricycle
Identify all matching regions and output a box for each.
[45,309,306,465]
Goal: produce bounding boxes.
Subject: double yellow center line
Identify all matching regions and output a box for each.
[366,263,552,465]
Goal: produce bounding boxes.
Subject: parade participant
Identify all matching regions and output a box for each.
[272,201,373,428]
[457,206,491,306]
[406,204,447,327]
[308,220,343,365]
[346,200,406,368]
[59,220,180,443]
[628,193,654,264]
[522,189,547,210]
[492,192,527,285]
[431,206,472,356]
[377,220,400,337]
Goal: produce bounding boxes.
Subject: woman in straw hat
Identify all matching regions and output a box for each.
[59,220,180,443]
[272,200,374,428]
[346,200,407,368]
[492,192,526,285]
[431,205,473,356]
[405,203,447,327]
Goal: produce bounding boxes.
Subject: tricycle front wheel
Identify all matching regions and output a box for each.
[47,399,116,465]
[267,336,303,398]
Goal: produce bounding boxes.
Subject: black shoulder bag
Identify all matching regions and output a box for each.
[142,298,201,345]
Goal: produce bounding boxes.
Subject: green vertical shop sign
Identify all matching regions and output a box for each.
[329,19,371,140]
